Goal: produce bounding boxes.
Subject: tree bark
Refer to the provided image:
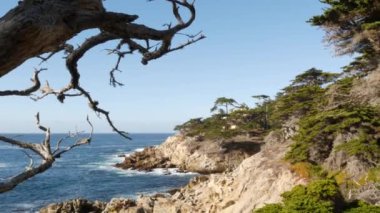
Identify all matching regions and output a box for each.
[0,0,107,77]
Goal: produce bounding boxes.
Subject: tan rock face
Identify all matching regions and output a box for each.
[350,69,380,106]
[117,134,262,174]
[41,141,305,213]
[43,120,306,213]
[40,198,106,213]
[150,141,306,213]
[110,127,306,212]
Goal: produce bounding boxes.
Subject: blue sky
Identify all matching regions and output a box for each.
[0,0,351,133]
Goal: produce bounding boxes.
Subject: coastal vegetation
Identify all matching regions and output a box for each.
[173,1,380,210]
[255,179,380,213]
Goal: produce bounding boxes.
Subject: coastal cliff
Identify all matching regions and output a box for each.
[115,134,262,174]
[41,69,380,212]
[42,120,308,213]
[41,142,306,213]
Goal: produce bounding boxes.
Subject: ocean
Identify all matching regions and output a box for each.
[0,133,196,212]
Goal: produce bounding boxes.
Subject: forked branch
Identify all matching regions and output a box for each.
[0,114,92,193]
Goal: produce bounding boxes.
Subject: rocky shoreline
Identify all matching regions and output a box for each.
[41,122,307,212]
[115,134,262,174]
[40,114,380,212]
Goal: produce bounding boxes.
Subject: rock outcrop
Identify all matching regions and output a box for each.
[43,119,306,213]
[116,135,262,174]
[40,198,106,213]
[145,141,306,212]
[115,147,174,171]
[42,139,306,213]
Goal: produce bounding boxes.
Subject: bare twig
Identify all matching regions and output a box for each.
[0,69,45,96]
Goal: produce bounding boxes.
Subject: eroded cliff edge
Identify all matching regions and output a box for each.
[115,134,262,174]
[42,119,308,213]
[42,70,380,213]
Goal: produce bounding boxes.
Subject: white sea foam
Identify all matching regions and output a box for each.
[134,148,145,152]
[150,168,198,176]
[12,203,36,211]
[109,168,196,177]
[81,153,197,177]
[0,162,8,168]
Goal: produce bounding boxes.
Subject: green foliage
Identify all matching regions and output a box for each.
[286,142,309,163]
[172,97,247,139]
[175,68,347,140]
[290,68,339,88]
[286,106,380,164]
[271,85,326,125]
[310,0,380,73]
[210,97,239,114]
[343,200,380,213]
[174,118,202,133]
[366,167,380,183]
[254,179,380,213]
[331,77,354,95]
[174,113,243,140]
[281,180,340,212]
[335,131,380,161]
[362,21,380,30]
[342,48,379,75]
[254,179,342,213]
[254,204,283,213]
[175,97,273,140]
[270,68,338,124]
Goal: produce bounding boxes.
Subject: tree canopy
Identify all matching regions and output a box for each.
[290,68,339,87]
[210,97,239,114]
[309,0,380,74]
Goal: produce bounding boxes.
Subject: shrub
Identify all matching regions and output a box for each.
[254,179,342,213]
[254,179,380,213]
[286,106,380,164]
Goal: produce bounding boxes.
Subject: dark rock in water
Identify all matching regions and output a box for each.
[114,146,174,171]
[40,198,106,213]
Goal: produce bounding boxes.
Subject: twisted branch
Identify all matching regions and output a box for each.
[0,114,92,193]
[0,69,44,96]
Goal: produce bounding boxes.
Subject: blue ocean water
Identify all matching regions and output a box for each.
[0,133,196,212]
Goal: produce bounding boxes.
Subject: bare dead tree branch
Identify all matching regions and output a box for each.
[0,0,202,191]
[76,86,131,140]
[0,68,45,96]
[0,0,202,139]
[0,114,92,193]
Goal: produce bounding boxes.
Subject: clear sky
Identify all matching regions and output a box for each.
[0,0,352,133]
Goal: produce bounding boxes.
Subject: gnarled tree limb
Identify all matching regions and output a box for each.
[0,0,203,138]
[0,0,202,192]
[0,114,92,193]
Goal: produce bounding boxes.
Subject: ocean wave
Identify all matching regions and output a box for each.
[150,168,198,176]
[80,153,197,177]
[11,203,37,211]
[102,167,197,177]
[0,162,8,168]
[77,154,125,169]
